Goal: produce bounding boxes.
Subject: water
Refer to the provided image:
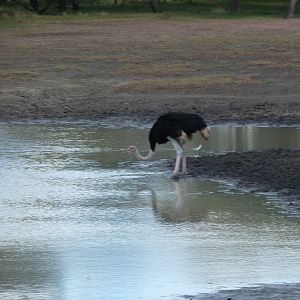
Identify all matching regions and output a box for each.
[0,122,300,300]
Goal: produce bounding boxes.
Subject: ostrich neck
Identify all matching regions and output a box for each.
[134,148,154,160]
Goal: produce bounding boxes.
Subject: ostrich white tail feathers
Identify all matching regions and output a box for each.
[128,146,154,161]
[193,144,202,151]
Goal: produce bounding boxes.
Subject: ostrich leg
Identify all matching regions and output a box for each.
[181,150,187,174]
[167,137,184,176]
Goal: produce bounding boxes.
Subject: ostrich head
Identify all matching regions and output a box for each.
[200,127,211,140]
[128,145,137,153]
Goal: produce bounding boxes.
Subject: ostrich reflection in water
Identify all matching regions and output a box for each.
[132,180,209,223]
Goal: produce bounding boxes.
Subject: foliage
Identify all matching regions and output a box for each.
[0,0,299,19]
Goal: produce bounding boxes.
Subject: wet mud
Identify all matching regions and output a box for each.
[186,283,300,300]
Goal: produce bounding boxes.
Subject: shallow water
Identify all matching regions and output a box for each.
[0,122,300,300]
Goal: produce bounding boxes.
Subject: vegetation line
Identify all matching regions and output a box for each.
[0,0,299,22]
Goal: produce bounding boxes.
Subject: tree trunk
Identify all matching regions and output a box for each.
[57,0,66,12]
[149,0,161,13]
[226,0,240,13]
[287,0,298,17]
[71,0,79,11]
[30,0,39,11]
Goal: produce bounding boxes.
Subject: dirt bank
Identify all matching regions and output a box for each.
[186,283,300,300]
[0,18,300,123]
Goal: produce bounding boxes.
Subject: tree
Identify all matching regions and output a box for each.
[114,0,161,13]
[8,0,80,14]
[287,0,299,17]
[56,0,80,12]
[9,0,53,13]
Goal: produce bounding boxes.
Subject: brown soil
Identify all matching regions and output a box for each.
[0,18,300,123]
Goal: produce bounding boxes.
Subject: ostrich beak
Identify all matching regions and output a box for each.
[200,127,211,140]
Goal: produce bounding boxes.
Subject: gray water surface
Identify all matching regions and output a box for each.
[0,122,300,300]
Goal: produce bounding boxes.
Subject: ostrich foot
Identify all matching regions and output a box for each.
[172,173,181,180]
[171,172,186,180]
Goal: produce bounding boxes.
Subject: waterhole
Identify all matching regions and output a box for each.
[0,121,299,300]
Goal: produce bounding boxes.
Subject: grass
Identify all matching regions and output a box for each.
[117,62,193,77]
[117,74,259,93]
[0,69,40,80]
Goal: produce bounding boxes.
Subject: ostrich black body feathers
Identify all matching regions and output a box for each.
[149,112,208,151]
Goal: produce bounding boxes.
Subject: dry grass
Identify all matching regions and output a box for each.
[0,18,299,122]
[117,74,259,93]
[117,62,195,77]
[62,55,111,62]
[247,60,274,67]
[53,64,87,72]
[0,69,40,80]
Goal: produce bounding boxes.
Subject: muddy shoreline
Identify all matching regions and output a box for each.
[186,148,300,213]
[186,283,300,300]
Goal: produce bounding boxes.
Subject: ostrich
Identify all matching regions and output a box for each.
[128,112,210,176]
